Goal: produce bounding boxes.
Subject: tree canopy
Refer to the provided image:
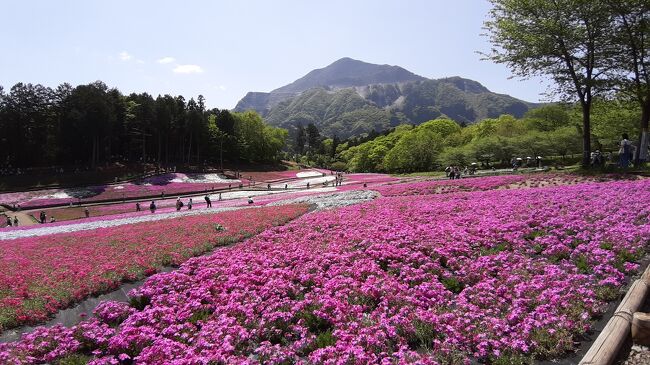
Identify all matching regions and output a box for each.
[0,81,286,169]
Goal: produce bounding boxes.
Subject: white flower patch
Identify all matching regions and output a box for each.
[279,176,335,188]
[171,173,239,184]
[207,187,336,200]
[269,190,378,210]
[0,206,248,240]
[32,192,72,200]
[296,171,323,178]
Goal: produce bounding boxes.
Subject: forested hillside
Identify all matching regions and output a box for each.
[0,82,286,169]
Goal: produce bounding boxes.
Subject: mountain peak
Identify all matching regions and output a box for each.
[271,58,426,94]
[233,59,535,136]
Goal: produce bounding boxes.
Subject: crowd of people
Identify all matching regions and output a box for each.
[444,165,477,180]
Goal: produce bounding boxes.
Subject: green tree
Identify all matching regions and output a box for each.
[383,129,444,172]
[438,146,472,167]
[306,123,321,153]
[547,126,583,158]
[607,0,650,164]
[589,98,640,150]
[524,104,571,131]
[484,0,615,166]
[295,123,306,154]
[418,118,462,137]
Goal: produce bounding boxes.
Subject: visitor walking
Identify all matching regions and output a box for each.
[13,216,18,227]
[205,195,212,208]
[176,197,183,211]
[136,202,141,212]
[6,216,12,227]
[248,196,254,204]
[84,207,90,218]
[50,216,56,223]
[619,133,633,168]
[39,211,46,224]
[218,193,222,201]
[188,198,193,210]
[149,201,156,213]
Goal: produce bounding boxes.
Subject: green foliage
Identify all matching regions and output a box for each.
[55,354,92,365]
[407,318,441,351]
[589,99,640,150]
[313,329,336,349]
[418,118,462,137]
[440,276,464,294]
[329,161,347,171]
[327,91,640,174]
[189,309,213,324]
[262,75,534,140]
[491,352,532,365]
[233,111,287,163]
[438,146,471,167]
[298,305,332,334]
[574,255,591,274]
[340,125,412,172]
[524,104,572,132]
[383,128,444,172]
[595,285,619,301]
[129,295,151,310]
[0,81,286,168]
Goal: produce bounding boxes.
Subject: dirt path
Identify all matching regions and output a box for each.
[4,211,38,227]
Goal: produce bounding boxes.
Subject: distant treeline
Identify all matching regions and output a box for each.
[296,99,641,173]
[0,81,287,169]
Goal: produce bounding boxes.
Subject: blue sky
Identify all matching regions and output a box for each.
[0,0,551,109]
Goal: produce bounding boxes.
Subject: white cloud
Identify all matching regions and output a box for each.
[119,51,132,61]
[157,57,176,64]
[136,59,145,64]
[173,64,204,74]
[216,85,227,91]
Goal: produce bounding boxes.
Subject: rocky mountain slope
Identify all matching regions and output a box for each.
[234,58,536,138]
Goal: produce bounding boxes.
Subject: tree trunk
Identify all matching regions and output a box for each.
[165,135,169,166]
[220,138,224,171]
[187,133,193,164]
[581,101,592,168]
[91,136,97,168]
[142,132,146,164]
[634,97,650,166]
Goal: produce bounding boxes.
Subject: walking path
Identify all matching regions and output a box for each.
[1,211,38,228]
[12,212,38,226]
[0,189,377,241]
[0,206,245,241]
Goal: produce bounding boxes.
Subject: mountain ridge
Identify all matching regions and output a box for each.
[234,58,538,138]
